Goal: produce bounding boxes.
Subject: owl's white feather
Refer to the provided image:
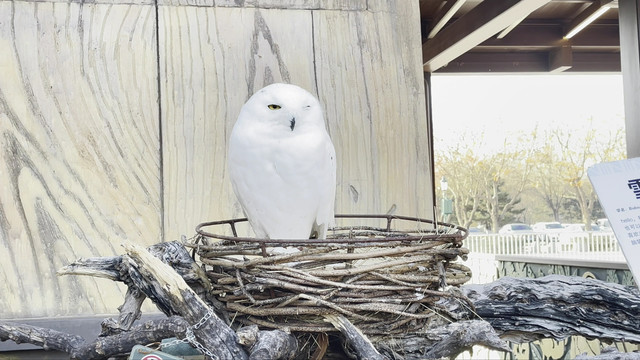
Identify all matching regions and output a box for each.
[228,83,337,239]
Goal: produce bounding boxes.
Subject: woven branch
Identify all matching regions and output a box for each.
[190,215,472,338]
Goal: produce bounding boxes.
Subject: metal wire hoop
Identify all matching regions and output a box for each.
[188,214,473,336]
[194,213,468,246]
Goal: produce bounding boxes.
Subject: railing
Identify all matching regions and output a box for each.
[464,231,623,258]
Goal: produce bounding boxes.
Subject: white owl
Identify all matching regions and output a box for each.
[228,83,337,240]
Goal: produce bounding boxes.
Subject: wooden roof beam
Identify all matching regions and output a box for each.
[564,0,614,38]
[433,51,620,73]
[549,44,573,72]
[478,21,619,48]
[428,0,467,39]
[496,13,528,39]
[422,0,551,72]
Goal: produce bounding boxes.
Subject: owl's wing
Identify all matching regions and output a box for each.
[229,140,316,239]
[312,134,337,239]
[228,141,276,239]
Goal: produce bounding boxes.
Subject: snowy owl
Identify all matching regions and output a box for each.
[228,83,337,240]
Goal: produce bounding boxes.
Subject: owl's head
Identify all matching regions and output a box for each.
[239,83,326,133]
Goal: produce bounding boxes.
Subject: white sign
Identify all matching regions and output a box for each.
[588,158,640,287]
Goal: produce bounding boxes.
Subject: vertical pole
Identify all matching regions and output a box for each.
[425,72,436,220]
[619,0,640,158]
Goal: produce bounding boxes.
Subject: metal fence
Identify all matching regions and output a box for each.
[464,231,623,258]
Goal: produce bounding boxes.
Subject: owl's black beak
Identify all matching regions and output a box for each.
[290,117,296,131]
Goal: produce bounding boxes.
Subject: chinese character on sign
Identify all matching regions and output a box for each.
[628,178,640,199]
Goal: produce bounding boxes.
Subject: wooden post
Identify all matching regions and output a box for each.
[619,0,640,158]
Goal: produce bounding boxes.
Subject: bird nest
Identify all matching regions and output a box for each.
[189,214,472,336]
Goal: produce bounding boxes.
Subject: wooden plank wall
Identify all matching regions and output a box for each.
[0,0,433,319]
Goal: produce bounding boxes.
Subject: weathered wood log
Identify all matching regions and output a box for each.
[56,241,297,359]
[421,320,511,359]
[0,321,83,354]
[121,242,248,360]
[101,287,147,336]
[375,320,511,360]
[8,241,640,359]
[462,275,640,344]
[0,317,189,360]
[575,346,640,359]
[59,241,230,329]
[237,325,298,360]
[325,314,387,360]
[0,314,301,360]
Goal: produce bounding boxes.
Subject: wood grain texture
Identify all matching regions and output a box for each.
[0,0,433,320]
[160,2,433,240]
[159,6,317,240]
[314,3,433,220]
[158,0,370,9]
[0,1,160,317]
[11,0,154,4]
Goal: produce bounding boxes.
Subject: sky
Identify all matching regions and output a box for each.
[430,74,626,153]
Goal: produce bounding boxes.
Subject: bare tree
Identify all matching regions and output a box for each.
[479,137,536,232]
[436,132,536,232]
[530,142,570,222]
[553,125,625,229]
[436,141,483,229]
[436,123,625,231]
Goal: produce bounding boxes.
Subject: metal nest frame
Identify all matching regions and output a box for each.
[189,214,472,336]
[195,213,468,246]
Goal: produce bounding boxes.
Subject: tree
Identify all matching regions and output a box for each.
[436,139,483,229]
[553,125,625,230]
[530,142,571,222]
[474,180,525,230]
[435,122,625,231]
[436,131,537,232]
[476,135,536,232]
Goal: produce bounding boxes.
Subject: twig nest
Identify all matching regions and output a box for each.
[189,214,472,336]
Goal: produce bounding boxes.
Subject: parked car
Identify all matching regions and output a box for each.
[531,222,565,232]
[531,222,565,241]
[498,223,533,234]
[468,227,488,234]
[499,223,545,242]
[563,223,601,232]
[559,223,609,252]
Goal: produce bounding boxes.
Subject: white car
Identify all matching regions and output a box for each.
[531,222,566,241]
[498,223,533,234]
[531,222,565,232]
[563,223,601,232]
[499,223,547,243]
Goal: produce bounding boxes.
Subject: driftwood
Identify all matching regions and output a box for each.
[2,241,640,359]
[376,319,511,359]
[121,242,248,359]
[324,314,386,360]
[236,326,298,360]
[462,275,640,344]
[58,241,297,359]
[0,317,189,359]
[59,241,230,331]
[575,347,640,360]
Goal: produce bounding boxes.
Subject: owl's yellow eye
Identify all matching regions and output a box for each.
[267,104,281,110]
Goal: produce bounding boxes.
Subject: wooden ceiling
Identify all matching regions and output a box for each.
[421,0,621,73]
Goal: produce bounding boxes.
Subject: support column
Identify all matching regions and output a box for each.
[619,0,640,158]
